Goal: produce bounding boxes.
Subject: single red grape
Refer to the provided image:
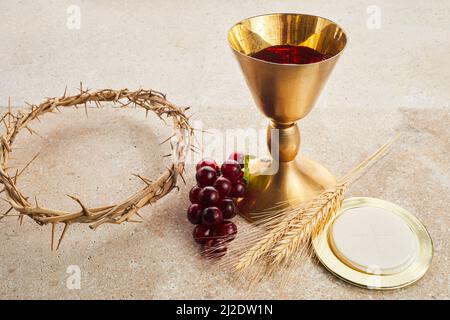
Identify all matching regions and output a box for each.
[214,221,238,242]
[196,166,217,187]
[201,206,223,225]
[198,186,220,206]
[187,203,203,225]
[219,198,236,219]
[229,152,245,168]
[189,185,201,204]
[231,182,245,198]
[203,238,227,258]
[221,159,241,181]
[233,178,246,187]
[213,177,232,198]
[196,158,218,171]
[193,224,212,244]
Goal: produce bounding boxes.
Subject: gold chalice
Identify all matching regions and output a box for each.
[228,13,347,220]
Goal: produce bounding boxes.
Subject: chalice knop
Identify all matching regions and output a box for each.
[228,13,347,220]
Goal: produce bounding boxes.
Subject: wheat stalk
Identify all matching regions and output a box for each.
[268,182,348,266]
[233,211,294,272]
[223,134,399,284]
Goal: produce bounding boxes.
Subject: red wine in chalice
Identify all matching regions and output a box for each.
[250,45,328,64]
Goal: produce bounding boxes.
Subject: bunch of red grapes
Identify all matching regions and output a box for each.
[187,152,245,258]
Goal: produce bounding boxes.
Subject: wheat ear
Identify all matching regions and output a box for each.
[228,134,400,279]
[268,182,348,266]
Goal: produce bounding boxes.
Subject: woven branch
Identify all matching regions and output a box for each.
[0,85,193,250]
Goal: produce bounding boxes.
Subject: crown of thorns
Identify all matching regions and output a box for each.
[0,85,193,250]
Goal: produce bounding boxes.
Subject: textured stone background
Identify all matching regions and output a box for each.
[0,0,448,299]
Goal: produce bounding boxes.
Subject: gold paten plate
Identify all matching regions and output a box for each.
[312,197,433,290]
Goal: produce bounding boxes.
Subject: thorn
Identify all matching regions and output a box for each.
[84,103,89,118]
[159,134,176,145]
[0,206,13,221]
[131,173,152,185]
[135,212,144,221]
[17,153,39,178]
[189,146,199,154]
[51,223,55,251]
[63,85,67,98]
[127,219,142,224]
[1,118,8,131]
[12,169,18,183]
[8,96,11,126]
[24,101,33,109]
[67,194,92,216]
[179,172,186,185]
[116,99,131,108]
[24,126,46,141]
[35,196,40,208]
[166,165,175,175]
[56,222,70,250]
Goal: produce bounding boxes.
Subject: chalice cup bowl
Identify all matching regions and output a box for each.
[228,13,347,221]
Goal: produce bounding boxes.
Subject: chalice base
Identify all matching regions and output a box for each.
[237,157,336,222]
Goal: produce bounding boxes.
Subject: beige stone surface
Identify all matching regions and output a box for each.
[0,0,448,299]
